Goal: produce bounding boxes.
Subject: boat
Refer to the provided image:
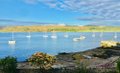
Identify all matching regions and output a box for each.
[64,34,69,38]
[8,32,16,45]
[8,41,16,45]
[100,32,103,38]
[51,31,57,39]
[79,36,86,40]
[51,35,57,39]
[92,32,95,37]
[43,35,48,38]
[26,32,31,38]
[114,32,117,39]
[73,38,80,41]
[73,36,86,41]
[43,32,48,38]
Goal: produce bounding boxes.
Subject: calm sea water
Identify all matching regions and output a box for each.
[0,32,119,61]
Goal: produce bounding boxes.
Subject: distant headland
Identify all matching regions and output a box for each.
[0,25,120,32]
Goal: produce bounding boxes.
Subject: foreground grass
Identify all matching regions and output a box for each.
[0,25,120,32]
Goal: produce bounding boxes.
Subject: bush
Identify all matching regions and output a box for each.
[72,54,85,60]
[0,56,17,73]
[117,58,120,73]
[28,52,56,69]
[101,41,117,48]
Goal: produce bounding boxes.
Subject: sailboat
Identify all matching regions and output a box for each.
[64,33,69,38]
[100,32,103,38]
[26,32,31,38]
[51,31,57,39]
[8,32,16,45]
[43,32,48,38]
[114,32,117,39]
[92,32,96,37]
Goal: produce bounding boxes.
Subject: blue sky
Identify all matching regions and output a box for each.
[0,0,120,26]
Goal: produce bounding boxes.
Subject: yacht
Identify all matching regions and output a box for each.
[114,32,117,39]
[64,33,69,38]
[43,32,48,38]
[100,32,103,38]
[51,35,57,39]
[51,31,57,39]
[43,35,48,38]
[92,32,95,37]
[8,32,16,45]
[26,32,31,38]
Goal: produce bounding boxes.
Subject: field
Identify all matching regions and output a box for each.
[0,25,120,32]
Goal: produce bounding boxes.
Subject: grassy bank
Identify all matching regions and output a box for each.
[0,25,120,32]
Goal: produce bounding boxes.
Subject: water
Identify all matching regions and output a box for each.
[0,32,119,61]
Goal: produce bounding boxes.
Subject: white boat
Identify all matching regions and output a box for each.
[51,35,57,39]
[26,35,31,38]
[43,32,48,38]
[64,32,69,38]
[114,32,117,39]
[51,31,57,39]
[26,32,31,38]
[64,34,69,38]
[73,38,80,41]
[8,32,16,45]
[100,32,103,38]
[73,36,86,41]
[79,36,86,40]
[92,32,95,37]
[8,41,16,45]
[43,35,48,38]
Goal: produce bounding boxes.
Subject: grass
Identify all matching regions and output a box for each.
[0,25,120,32]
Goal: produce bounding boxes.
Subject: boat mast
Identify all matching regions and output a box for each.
[12,32,14,40]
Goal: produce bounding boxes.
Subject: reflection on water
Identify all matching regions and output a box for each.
[0,32,119,61]
[9,44,16,49]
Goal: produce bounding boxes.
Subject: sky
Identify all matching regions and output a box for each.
[0,0,120,26]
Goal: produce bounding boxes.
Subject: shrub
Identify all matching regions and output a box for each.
[28,52,56,69]
[117,58,120,73]
[0,56,17,73]
[101,41,117,48]
[72,54,84,60]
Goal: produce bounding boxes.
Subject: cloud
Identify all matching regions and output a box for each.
[35,0,120,21]
[23,0,120,26]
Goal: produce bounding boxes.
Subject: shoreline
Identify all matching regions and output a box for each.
[0,25,120,32]
[16,46,120,69]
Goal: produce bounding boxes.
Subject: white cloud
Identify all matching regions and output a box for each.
[23,0,120,23]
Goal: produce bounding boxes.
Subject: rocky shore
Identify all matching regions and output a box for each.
[55,46,120,69]
[17,41,120,70]
[17,47,120,69]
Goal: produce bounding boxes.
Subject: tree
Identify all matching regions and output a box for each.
[117,58,120,73]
